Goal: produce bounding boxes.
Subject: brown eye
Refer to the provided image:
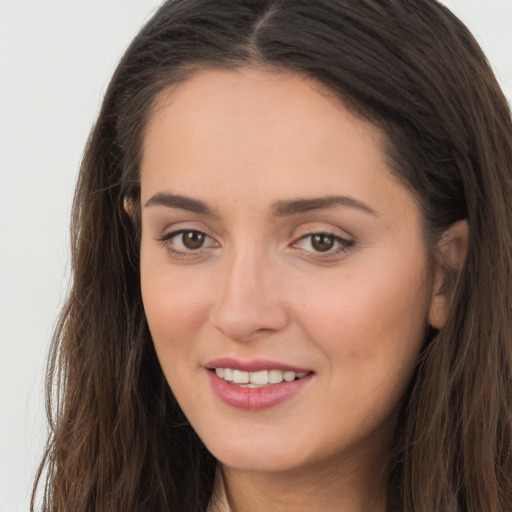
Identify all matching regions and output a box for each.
[182,231,205,249]
[311,234,335,252]
[294,232,353,257]
[156,229,218,258]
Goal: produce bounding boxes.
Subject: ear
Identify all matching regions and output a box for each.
[428,220,469,329]
[123,195,135,217]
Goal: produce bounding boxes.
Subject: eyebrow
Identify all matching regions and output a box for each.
[144,192,378,217]
[271,196,378,217]
[145,193,217,216]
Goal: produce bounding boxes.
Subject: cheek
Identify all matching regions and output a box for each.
[140,253,211,360]
[292,254,430,386]
[140,263,215,413]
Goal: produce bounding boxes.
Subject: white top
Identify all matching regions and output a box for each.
[207,466,232,512]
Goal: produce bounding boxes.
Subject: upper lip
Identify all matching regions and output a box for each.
[205,357,312,373]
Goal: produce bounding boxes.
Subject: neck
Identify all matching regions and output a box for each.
[220,444,391,512]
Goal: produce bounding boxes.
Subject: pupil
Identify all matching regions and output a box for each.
[312,234,334,252]
[183,231,204,249]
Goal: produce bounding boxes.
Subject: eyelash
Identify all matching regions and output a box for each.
[293,232,354,258]
[155,229,354,260]
[155,229,218,259]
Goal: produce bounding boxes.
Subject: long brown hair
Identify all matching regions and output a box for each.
[33,1,512,510]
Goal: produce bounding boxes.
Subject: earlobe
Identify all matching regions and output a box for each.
[428,220,469,329]
[123,196,135,217]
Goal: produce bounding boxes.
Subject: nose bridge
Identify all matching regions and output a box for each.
[209,242,288,342]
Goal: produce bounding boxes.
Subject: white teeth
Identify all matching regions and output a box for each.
[268,369,284,384]
[232,370,249,384]
[250,370,268,385]
[283,371,295,382]
[214,368,309,386]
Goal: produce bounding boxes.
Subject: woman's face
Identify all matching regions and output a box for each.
[140,69,437,475]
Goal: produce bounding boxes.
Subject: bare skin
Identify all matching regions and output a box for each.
[139,68,467,511]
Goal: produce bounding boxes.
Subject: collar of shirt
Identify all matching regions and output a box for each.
[207,465,232,512]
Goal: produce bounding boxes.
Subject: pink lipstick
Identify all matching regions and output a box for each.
[205,358,314,411]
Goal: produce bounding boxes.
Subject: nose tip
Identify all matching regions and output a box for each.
[209,257,288,342]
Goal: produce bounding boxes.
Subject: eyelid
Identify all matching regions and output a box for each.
[154,219,219,244]
[291,220,354,238]
[290,226,355,259]
[155,228,220,258]
[294,232,352,249]
[153,223,354,260]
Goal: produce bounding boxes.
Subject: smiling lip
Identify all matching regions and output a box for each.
[205,358,314,411]
[205,357,311,373]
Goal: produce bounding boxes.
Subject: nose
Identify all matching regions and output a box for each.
[209,249,289,342]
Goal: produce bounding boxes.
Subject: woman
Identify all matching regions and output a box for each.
[33,0,512,510]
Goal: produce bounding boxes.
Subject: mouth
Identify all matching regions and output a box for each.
[205,359,315,410]
[207,367,311,388]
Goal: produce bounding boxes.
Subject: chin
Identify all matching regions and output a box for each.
[215,448,305,473]
[200,430,316,473]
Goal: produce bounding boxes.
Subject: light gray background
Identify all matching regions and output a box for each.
[1,1,511,510]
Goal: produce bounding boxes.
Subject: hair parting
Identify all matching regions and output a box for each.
[33,1,512,510]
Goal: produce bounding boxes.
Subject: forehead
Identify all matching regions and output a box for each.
[145,68,381,145]
[140,68,415,223]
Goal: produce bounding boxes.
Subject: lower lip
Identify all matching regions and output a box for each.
[207,371,313,411]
